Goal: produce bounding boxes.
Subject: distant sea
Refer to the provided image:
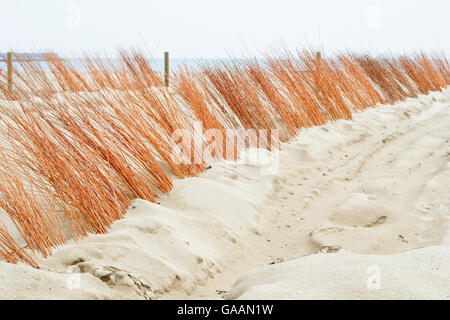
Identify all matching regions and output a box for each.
[0,56,250,73]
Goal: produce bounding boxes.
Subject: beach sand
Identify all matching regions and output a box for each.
[0,88,449,300]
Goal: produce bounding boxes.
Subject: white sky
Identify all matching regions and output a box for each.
[0,0,448,58]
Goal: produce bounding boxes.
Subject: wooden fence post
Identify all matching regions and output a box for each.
[7,52,13,95]
[164,51,169,87]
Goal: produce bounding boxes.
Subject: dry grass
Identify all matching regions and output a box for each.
[0,49,448,267]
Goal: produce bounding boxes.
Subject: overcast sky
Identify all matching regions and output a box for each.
[0,0,448,58]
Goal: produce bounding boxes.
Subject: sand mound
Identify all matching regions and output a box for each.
[227,246,450,300]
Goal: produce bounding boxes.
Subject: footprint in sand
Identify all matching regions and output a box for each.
[309,193,396,254]
[329,193,391,228]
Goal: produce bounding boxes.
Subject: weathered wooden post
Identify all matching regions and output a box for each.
[315,51,322,74]
[7,52,13,95]
[164,51,169,87]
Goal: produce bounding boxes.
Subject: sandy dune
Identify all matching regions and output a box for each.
[227,246,450,299]
[0,88,449,300]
